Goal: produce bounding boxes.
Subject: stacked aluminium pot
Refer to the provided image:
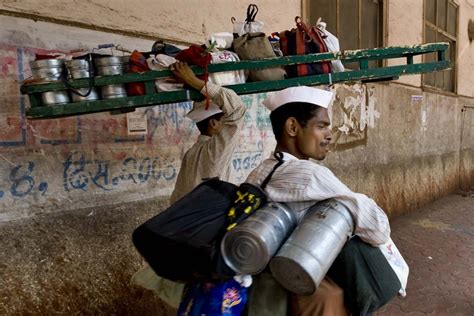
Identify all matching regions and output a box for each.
[30,59,70,106]
[94,56,127,99]
[65,59,99,102]
[30,55,130,106]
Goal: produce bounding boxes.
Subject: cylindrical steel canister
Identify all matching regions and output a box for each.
[65,59,92,79]
[94,57,126,99]
[270,199,354,295]
[100,84,127,99]
[221,202,297,275]
[94,56,123,76]
[41,91,70,106]
[30,59,64,82]
[71,88,99,102]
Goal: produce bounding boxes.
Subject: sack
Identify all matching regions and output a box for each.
[233,32,286,82]
[177,279,248,316]
[379,237,409,296]
[316,20,345,73]
[133,178,237,282]
[231,4,264,37]
[327,236,401,315]
[132,179,267,282]
[209,50,246,86]
[279,17,332,78]
[207,32,234,50]
[126,50,150,96]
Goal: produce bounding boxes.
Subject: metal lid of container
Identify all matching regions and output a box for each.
[221,228,269,275]
[94,56,123,67]
[30,59,64,69]
[65,59,89,69]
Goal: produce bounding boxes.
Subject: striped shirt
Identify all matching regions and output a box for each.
[170,82,246,204]
[245,152,391,246]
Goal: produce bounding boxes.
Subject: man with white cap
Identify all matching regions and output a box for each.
[132,61,246,311]
[169,61,246,204]
[245,86,393,315]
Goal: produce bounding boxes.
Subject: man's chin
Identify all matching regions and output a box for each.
[311,154,327,161]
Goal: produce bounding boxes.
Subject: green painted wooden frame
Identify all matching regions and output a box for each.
[23,42,449,119]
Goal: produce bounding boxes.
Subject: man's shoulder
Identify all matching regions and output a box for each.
[249,157,321,179]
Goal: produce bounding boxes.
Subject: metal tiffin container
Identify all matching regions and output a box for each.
[94,56,124,76]
[269,199,354,295]
[71,88,99,102]
[41,90,70,106]
[100,84,127,99]
[30,59,64,82]
[94,56,127,99]
[65,59,99,102]
[65,59,91,79]
[220,202,297,275]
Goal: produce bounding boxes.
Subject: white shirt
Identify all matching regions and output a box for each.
[170,82,246,204]
[245,152,391,246]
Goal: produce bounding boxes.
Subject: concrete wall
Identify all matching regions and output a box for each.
[457,0,474,97]
[387,0,474,97]
[0,0,473,314]
[0,0,301,45]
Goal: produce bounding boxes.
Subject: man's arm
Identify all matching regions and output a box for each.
[304,164,391,246]
[200,82,246,163]
[172,61,246,168]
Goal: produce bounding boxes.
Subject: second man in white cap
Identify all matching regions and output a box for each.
[169,61,246,203]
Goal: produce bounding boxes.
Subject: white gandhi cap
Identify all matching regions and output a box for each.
[186,101,223,122]
[262,86,334,111]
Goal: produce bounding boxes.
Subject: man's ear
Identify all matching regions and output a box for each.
[284,117,299,137]
[209,118,218,130]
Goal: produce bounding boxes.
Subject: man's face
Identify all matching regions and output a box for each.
[295,108,332,160]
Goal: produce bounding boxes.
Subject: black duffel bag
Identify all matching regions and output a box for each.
[133,178,239,282]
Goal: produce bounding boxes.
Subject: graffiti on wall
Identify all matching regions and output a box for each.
[0,161,48,199]
[63,152,176,192]
[0,152,177,200]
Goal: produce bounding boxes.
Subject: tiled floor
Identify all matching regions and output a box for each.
[376,193,474,315]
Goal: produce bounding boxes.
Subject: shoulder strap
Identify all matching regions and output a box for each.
[261,151,284,189]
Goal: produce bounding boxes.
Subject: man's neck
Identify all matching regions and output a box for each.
[275,143,307,160]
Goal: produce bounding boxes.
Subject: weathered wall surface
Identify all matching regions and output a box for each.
[457,0,474,97]
[327,83,473,216]
[0,0,301,45]
[1,1,473,314]
[459,100,474,189]
[387,0,424,87]
[387,0,474,97]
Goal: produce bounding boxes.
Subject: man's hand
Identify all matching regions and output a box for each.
[170,61,205,91]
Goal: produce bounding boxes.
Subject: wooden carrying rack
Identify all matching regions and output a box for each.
[21,43,450,120]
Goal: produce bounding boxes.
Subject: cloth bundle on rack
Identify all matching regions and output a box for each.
[146,54,184,92]
[316,20,345,73]
[126,50,150,96]
[209,50,246,86]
